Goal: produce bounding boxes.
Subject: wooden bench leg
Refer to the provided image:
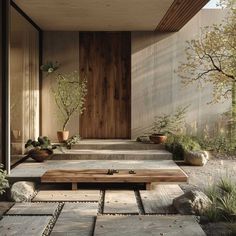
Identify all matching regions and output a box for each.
[72,183,78,190]
[146,183,152,190]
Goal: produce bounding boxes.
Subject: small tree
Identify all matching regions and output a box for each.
[53,71,87,131]
[177,0,236,140]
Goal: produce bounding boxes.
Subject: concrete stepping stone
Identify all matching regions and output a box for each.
[33,190,100,202]
[140,185,184,214]
[6,202,58,215]
[0,215,51,236]
[0,202,14,216]
[94,215,206,236]
[104,191,139,214]
[51,202,98,236]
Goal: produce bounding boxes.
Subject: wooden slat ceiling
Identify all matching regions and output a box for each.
[156,0,210,32]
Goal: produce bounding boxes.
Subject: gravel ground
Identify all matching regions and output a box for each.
[178,157,236,236]
[178,158,236,192]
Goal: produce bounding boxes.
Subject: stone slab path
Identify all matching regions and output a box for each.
[94,215,206,236]
[0,215,51,236]
[0,186,207,235]
[6,202,58,215]
[33,190,100,202]
[51,203,98,236]
[140,185,184,214]
[104,190,139,214]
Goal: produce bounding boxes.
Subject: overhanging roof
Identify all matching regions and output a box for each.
[13,0,210,31]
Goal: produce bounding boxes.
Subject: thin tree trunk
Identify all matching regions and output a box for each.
[231,81,236,144]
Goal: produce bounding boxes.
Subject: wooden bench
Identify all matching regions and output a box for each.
[41,169,188,190]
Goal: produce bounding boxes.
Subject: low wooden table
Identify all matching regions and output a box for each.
[41,169,188,190]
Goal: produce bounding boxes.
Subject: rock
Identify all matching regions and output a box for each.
[173,190,212,215]
[11,181,36,202]
[184,151,209,166]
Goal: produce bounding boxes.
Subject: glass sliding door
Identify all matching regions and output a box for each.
[9,6,39,165]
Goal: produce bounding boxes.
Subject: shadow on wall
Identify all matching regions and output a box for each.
[131,9,230,139]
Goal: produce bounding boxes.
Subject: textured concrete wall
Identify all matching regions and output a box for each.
[42,32,80,141]
[131,9,229,139]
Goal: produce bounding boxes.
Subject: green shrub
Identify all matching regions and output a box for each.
[165,134,201,160]
[0,164,9,195]
[195,134,236,154]
[203,177,236,223]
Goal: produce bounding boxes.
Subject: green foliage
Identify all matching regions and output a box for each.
[53,71,87,131]
[218,177,236,194]
[25,136,56,151]
[152,106,188,135]
[203,177,236,223]
[65,134,81,149]
[40,61,59,73]
[165,134,201,160]
[177,0,236,141]
[0,164,9,195]
[195,134,236,154]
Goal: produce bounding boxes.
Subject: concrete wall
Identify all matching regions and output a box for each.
[41,9,228,141]
[42,32,80,141]
[131,9,229,138]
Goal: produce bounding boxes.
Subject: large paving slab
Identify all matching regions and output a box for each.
[33,190,100,202]
[0,215,51,236]
[51,202,98,236]
[9,160,179,178]
[104,191,139,214]
[94,215,206,236]
[0,202,14,216]
[140,185,184,214]
[6,202,58,215]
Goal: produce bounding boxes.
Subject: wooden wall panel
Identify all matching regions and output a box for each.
[156,0,210,32]
[79,32,131,139]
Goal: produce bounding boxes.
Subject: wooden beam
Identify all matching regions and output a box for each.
[156,0,210,32]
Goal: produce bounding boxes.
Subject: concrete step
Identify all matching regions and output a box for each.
[51,149,172,160]
[71,139,164,150]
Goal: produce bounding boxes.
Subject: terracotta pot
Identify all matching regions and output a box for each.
[57,131,69,143]
[149,134,167,144]
[28,149,53,162]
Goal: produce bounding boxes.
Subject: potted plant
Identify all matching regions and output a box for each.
[25,136,57,162]
[0,164,9,198]
[150,106,187,144]
[40,61,60,74]
[52,71,87,142]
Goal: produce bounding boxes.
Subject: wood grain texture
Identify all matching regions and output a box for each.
[41,169,188,183]
[79,32,131,139]
[156,0,210,31]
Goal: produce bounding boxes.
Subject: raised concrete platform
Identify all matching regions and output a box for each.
[9,160,180,181]
[71,139,164,150]
[51,149,172,160]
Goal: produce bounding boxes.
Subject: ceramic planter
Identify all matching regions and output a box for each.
[149,133,167,144]
[28,149,53,162]
[57,131,69,143]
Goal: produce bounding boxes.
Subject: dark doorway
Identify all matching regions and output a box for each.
[79,32,131,139]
